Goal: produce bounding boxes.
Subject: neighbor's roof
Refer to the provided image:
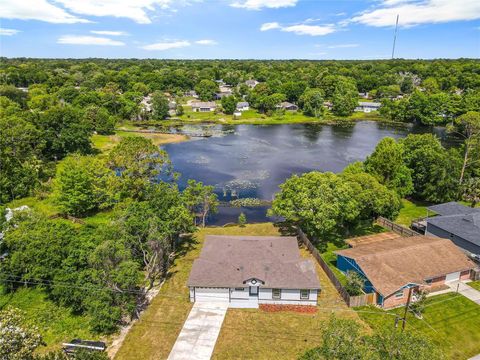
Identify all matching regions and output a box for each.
[237,101,249,107]
[358,101,381,107]
[335,235,475,297]
[191,101,216,108]
[427,202,480,216]
[428,213,480,247]
[278,101,297,108]
[188,236,321,289]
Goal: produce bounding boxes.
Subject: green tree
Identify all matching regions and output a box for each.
[270,172,359,243]
[344,271,364,296]
[332,78,358,116]
[183,180,219,227]
[0,307,44,360]
[299,88,325,118]
[364,137,413,197]
[195,79,219,101]
[401,134,461,202]
[0,116,43,203]
[448,111,480,183]
[221,95,237,115]
[238,212,247,227]
[462,177,480,207]
[35,106,92,160]
[107,137,171,199]
[151,91,169,120]
[83,105,116,135]
[54,154,115,216]
[299,316,368,360]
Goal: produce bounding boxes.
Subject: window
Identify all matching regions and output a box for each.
[272,288,281,299]
[394,291,404,299]
[234,288,244,291]
[300,289,310,300]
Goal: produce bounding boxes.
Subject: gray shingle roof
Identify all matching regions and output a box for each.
[188,236,321,289]
[427,202,480,216]
[428,212,480,247]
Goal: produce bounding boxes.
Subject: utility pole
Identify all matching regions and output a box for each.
[401,287,413,332]
[391,14,399,59]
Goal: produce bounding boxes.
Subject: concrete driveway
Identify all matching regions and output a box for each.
[447,281,480,305]
[167,301,228,360]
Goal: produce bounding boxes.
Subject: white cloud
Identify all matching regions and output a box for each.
[0,0,89,23]
[260,22,280,31]
[90,30,128,36]
[261,22,336,36]
[195,39,217,45]
[0,28,20,36]
[56,0,173,24]
[231,0,297,10]
[141,40,191,50]
[57,35,125,46]
[351,0,480,27]
[327,43,359,48]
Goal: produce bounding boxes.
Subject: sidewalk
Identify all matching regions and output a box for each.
[447,281,480,305]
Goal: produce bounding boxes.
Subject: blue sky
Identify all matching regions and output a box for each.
[1,0,479,59]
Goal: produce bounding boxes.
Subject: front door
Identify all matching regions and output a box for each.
[249,286,259,297]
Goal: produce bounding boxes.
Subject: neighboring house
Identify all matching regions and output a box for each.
[354,102,381,113]
[236,101,249,111]
[184,90,198,98]
[191,101,216,112]
[140,95,152,113]
[323,101,333,110]
[425,202,480,255]
[214,85,233,100]
[335,234,475,308]
[358,92,369,99]
[276,102,298,111]
[188,236,321,308]
[245,79,259,88]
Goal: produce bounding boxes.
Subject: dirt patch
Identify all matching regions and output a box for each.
[259,304,318,314]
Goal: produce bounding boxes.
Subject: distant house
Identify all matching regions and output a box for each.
[323,101,333,110]
[245,79,259,89]
[276,102,298,111]
[236,101,249,111]
[214,85,233,100]
[16,87,29,92]
[354,101,381,113]
[188,236,321,308]
[140,95,152,113]
[425,202,480,255]
[358,92,369,99]
[335,234,475,308]
[184,90,198,98]
[191,101,216,112]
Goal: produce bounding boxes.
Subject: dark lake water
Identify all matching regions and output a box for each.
[162,122,447,225]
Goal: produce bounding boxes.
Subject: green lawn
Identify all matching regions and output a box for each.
[115,223,362,360]
[357,293,480,360]
[6,196,59,217]
[0,287,98,354]
[469,281,480,291]
[395,198,431,226]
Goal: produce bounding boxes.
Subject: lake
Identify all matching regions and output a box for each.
[163,121,446,225]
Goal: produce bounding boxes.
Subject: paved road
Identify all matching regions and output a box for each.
[469,355,480,360]
[447,281,480,305]
[167,301,228,360]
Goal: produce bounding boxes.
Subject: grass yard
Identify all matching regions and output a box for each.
[357,293,480,360]
[395,198,430,226]
[469,281,480,291]
[115,223,363,360]
[0,287,98,354]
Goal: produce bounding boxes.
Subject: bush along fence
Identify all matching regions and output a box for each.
[296,228,375,308]
[376,216,420,237]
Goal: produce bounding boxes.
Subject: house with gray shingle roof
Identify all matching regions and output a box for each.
[188,236,321,308]
[426,202,480,255]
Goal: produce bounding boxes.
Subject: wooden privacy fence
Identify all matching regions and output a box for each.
[376,216,420,237]
[297,228,375,308]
